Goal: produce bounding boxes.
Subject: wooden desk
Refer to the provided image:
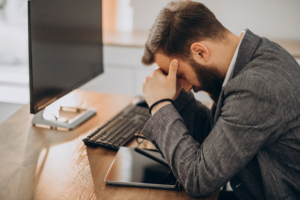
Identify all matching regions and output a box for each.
[0,90,218,200]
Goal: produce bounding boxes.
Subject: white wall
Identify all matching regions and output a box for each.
[0,102,22,124]
[132,0,300,40]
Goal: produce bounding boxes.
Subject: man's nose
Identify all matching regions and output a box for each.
[179,79,193,92]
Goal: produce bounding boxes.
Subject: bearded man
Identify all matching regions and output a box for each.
[141,1,300,200]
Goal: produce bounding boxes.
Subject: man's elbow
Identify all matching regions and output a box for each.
[184,183,214,198]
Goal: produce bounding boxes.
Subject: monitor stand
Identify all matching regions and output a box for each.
[32,106,96,131]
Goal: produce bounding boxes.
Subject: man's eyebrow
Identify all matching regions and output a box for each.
[161,69,181,77]
[176,70,182,76]
[176,73,183,78]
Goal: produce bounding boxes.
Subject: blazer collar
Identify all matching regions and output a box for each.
[211,29,260,125]
[231,29,260,79]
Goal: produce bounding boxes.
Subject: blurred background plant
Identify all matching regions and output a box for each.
[0,0,6,19]
[0,0,6,10]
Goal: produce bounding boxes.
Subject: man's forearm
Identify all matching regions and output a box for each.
[142,105,220,197]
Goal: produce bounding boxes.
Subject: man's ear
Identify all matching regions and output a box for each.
[190,42,209,63]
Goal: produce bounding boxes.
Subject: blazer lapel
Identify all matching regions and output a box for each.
[232,29,260,79]
[212,29,261,125]
[213,89,225,126]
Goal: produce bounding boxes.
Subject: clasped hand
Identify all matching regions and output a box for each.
[143,59,182,114]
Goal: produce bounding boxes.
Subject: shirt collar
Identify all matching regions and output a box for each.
[222,30,246,87]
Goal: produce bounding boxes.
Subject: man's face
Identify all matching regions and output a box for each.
[154,51,225,103]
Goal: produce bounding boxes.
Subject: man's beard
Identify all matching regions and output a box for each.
[188,58,225,103]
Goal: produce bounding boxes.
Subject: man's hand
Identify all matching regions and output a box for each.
[174,78,183,100]
[143,59,179,115]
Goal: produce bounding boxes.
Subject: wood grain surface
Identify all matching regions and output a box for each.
[0,90,218,200]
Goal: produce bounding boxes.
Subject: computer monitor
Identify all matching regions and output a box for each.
[28,0,103,130]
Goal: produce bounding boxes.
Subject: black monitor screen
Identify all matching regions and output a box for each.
[28,0,103,114]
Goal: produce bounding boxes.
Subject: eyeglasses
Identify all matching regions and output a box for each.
[135,132,147,146]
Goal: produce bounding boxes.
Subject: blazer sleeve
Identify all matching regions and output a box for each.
[141,74,283,197]
[172,89,211,144]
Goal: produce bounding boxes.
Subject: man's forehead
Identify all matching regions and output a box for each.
[154,51,172,70]
[154,51,171,63]
[154,51,182,75]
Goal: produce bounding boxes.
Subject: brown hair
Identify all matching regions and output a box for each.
[142,0,227,65]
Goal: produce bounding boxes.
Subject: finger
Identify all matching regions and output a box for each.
[153,68,164,74]
[145,75,151,82]
[174,85,183,100]
[153,68,166,78]
[167,59,178,82]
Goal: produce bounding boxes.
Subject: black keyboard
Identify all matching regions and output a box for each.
[82,104,150,150]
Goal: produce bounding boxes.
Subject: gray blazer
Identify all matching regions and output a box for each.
[142,29,300,200]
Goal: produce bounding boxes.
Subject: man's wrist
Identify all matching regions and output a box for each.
[151,101,172,115]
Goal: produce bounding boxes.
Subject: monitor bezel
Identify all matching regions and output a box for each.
[28,0,104,114]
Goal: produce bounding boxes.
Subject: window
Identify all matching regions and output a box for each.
[0,0,28,69]
[0,0,29,104]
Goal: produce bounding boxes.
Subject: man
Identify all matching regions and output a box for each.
[141,1,300,200]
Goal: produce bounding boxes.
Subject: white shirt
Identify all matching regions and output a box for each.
[222,30,246,87]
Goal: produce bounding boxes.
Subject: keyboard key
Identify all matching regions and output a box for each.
[82,104,150,150]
